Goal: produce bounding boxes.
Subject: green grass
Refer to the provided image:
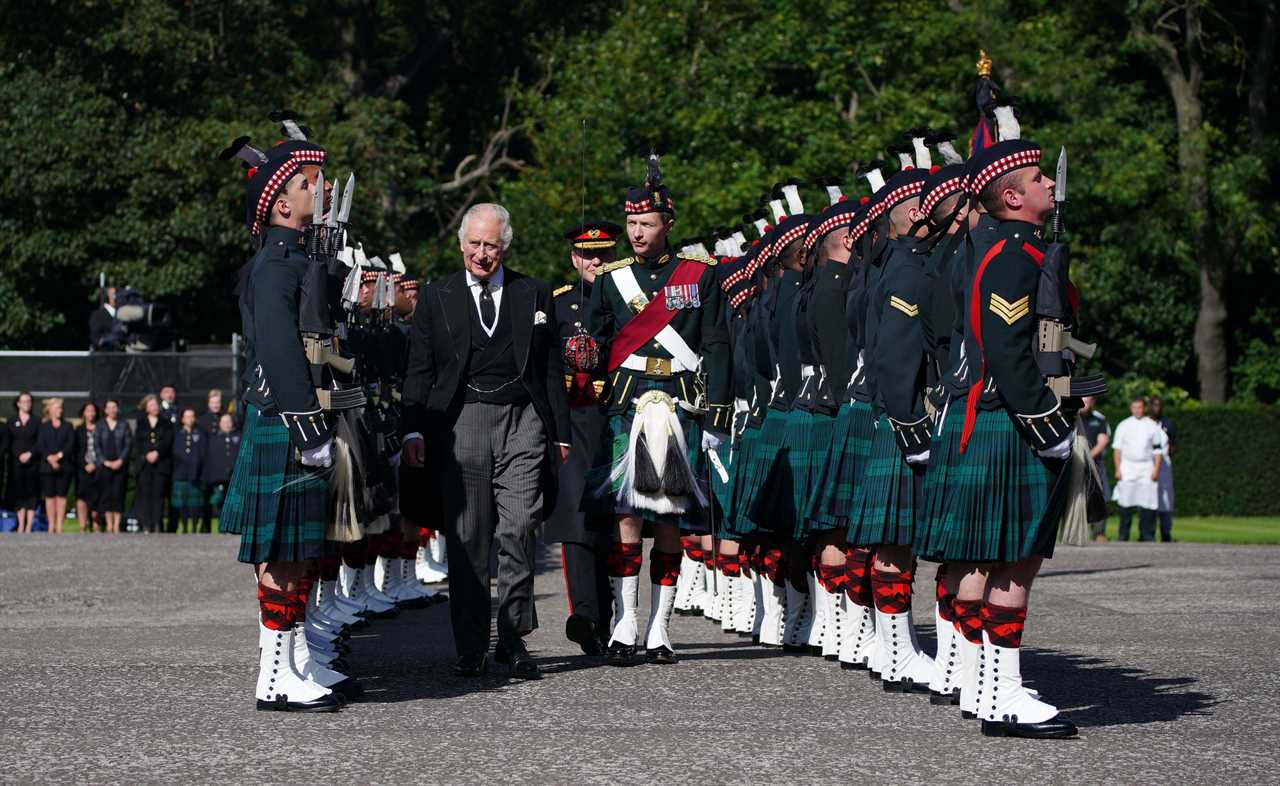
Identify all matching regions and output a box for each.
[1099,515,1280,545]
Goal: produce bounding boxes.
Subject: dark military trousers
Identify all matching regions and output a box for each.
[561,540,612,632]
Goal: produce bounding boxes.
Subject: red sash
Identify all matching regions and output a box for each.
[606,260,706,372]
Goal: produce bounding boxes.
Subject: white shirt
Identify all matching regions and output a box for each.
[466,266,505,337]
[1111,415,1165,509]
[1112,416,1165,466]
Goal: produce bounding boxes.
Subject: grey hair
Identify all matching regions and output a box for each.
[458,203,514,251]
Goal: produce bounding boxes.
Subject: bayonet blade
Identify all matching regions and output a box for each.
[312,169,325,225]
[1055,146,1067,204]
[337,173,355,224]
[326,175,341,228]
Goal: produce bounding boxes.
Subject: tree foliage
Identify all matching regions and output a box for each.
[1,0,1276,402]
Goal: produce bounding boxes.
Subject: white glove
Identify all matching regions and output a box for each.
[905,449,930,466]
[300,439,334,468]
[701,430,724,452]
[1036,432,1074,460]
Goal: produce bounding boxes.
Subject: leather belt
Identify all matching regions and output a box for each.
[619,354,693,377]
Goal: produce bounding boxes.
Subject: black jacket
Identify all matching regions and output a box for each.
[94,419,132,466]
[35,421,75,475]
[402,267,571,512]
[202,430,242,486]
[134,417,174,475]
[172,427,205,482]
[238,225,329,451]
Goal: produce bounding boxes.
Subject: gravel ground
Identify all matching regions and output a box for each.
[0,534,1274,785]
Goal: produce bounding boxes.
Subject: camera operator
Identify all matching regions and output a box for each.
[89,287,126,351]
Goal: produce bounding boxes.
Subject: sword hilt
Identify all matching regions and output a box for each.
[1050,203,1065,242]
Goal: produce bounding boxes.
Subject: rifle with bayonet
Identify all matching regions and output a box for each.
[1036,147,1106,400]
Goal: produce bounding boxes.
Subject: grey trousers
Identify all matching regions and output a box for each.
[441,400,546,657]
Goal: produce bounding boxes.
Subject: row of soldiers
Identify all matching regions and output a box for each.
[550,90,1101,739]
[216,115,449,714]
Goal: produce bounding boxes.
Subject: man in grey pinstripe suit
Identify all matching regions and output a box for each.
[402,204,571,680]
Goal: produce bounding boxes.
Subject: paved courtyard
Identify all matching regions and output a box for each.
[0,535,1274,785]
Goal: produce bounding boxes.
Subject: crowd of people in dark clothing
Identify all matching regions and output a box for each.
[1,386,242,534]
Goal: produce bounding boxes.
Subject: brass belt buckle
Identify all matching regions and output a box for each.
[644,356,672,377]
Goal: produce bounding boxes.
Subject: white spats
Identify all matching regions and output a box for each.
[609,574,640,647]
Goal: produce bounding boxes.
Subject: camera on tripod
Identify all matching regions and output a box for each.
[111,287,174,352]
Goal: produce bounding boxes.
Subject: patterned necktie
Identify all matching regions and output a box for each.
[478,279,496,331]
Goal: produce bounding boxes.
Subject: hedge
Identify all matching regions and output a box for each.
[1098,404,1280,517]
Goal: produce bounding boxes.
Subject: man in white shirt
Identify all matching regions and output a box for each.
[1111,396,1165,541]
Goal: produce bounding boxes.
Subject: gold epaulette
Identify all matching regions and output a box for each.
[598,257,636,274]
[677,253,717,266]
[553,284,574,297]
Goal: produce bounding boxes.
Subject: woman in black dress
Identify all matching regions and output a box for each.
[74,402,102,534]
[134,394,173,534]
[94,399,131,534]
[7,392,40,532]
[36,397,75,533]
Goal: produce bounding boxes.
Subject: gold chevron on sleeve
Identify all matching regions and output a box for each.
[989,293,1030,325]
[889,295,919,317]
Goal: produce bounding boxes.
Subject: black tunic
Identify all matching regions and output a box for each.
[201,431,242,487]
[544,279,607,545]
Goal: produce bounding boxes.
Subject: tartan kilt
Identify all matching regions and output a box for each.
[722,424,762,539]
[914,408,1070,563]
[742,409,791,533]
[170,480,205,514]
[219,406,329,565]
[807,400,874,528]
[847,413,920,548]
[789,409,837,539]
[207,483,228,514]
[581,380,710,532]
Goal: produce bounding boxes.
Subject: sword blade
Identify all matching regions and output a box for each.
[1055,146,1067,204]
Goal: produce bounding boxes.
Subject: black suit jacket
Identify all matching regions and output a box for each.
[401,267,571,515]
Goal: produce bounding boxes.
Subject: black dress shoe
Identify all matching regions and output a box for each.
[882,678,932,695]
[782,644,808,655]
[565,614,603,656]
[645,646,678,665]
[929,689,959,706]
[453,652,488,677]
[331,677,365,701]
[256,692,343,713]
[981,714,1078,739]
[607,641,640,667]
[509,651,543,680]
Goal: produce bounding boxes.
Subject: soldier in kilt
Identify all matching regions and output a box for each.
[217,125,358,712]
[847,147,940,692]
[912,137,991,708]
[936,136,1081,739]
[803,197,879,671]
[582,153,732,667]
[744,205,818,653]
[797,188,862,663]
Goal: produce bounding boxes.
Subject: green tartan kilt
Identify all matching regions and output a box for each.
[847,413,921,548]
[219,406,329,565]
[718,425,761,540]
[790,409,838,540]
[581,381,709,532]
[207,483,228,514]
[741,408,791,534]
[807,400,874,529]
[914,407,1070,563]
[170,480,205,514]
